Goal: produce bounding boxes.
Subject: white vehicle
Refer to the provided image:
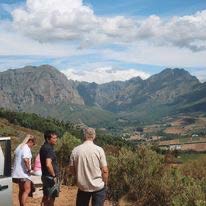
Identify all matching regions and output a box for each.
[0,137,12,206]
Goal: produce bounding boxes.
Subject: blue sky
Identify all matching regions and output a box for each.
[0,0,206,83]
[85,0,206,17]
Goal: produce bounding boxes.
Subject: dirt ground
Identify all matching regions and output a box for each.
[13,183,112,206]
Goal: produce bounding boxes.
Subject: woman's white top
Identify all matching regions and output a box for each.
[12,144,32,180]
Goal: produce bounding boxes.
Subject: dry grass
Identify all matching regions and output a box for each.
[13,183,112,206]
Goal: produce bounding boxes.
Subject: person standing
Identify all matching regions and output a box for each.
[40,130,59,206]
[70,127,109,206]
[12,134,36,206]
[32,153,42,176]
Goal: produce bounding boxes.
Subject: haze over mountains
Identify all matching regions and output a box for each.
[0,65,205,128]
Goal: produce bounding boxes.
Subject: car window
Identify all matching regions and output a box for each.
[0,143,5,176]
[0,139,11,178]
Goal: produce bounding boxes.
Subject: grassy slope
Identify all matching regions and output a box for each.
[179,153,206,163]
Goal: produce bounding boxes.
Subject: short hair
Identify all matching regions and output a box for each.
[44,130,57,141]
[83,127,96,139]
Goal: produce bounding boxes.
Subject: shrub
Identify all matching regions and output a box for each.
[107,146,206,206]
[55,132,81,185]
[181,156,206,181]
[107,146,165,204]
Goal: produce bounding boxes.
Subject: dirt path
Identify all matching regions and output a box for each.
[13,184,112,206]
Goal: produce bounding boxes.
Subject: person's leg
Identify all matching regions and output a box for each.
[76,189,91,206]
[18,182,24,206]
[41,195,55,206]
[41,196,46,206]
[21,180,31,206]
[92,187,106,206]
[41,176,56,206]
[41,177,48,206]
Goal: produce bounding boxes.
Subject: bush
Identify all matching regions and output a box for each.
[107,146,164,204]
[181,156,206,181]
[161,168,205,206]
[107,146,206,206]
[55,132,81,185]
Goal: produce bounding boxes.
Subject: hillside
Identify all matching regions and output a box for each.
[0,118,44,156]
[0,65,205,129]
[1,114,206,206]
[0,118,111,206]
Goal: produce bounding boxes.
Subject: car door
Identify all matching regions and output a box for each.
[0,137,12,206]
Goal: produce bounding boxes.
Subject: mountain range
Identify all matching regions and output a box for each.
[0,65,205,129]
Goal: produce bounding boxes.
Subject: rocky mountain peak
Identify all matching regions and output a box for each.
[151,68,199,82]
[0,65,84,110]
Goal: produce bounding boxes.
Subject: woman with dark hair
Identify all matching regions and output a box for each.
[12,134,36,206]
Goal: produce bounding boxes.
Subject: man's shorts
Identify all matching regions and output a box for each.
[41,176,60,198]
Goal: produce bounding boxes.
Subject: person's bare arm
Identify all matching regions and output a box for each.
[69,165,77,185]
[24,158,31,173]
[46,158,56,177]
[101,166,109,186]
[69,165,76,176]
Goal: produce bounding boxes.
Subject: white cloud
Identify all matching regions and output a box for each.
[12,0,97,42]
[0,22,86,57]
[101,43,206,68]
[189,68,206,83]
[197,73,206,83]
[10,0,206,51]
[161,11,206,51]
[62,67,150,84]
